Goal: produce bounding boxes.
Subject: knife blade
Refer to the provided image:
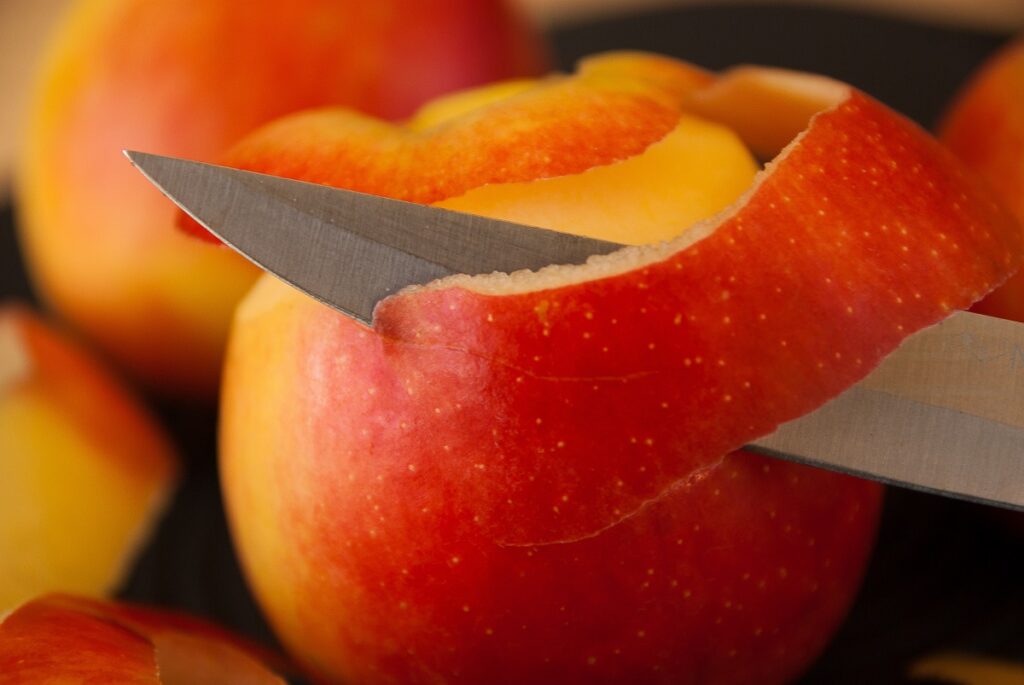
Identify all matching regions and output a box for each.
[126,150,1024,511]
[126,151,621,325]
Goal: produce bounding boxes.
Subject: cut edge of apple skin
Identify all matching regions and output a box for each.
[416,68,847,299]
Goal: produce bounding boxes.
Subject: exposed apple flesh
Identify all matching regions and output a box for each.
[940,38,1024,323]
[0,594,285,684]
[0,307,177,612]
[220,53,1022,684]
[208,55,757,248]
[436,112,758,243]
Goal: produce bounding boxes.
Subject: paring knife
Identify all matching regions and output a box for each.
[126,151,1024,511]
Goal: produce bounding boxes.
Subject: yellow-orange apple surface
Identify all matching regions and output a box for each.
[940,38,1024,323]
[0,594,286,684]
[0,306,177,613]
[219,54,1022,684]
[16,0,545,398]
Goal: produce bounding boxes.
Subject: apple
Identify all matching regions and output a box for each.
[0,306,177,613]
[15,0,546,398]
[218,53,1022,684]
[939,38,1024,324]
[0,594,286,683]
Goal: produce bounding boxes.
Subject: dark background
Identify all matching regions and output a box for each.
[1,4,1020,683]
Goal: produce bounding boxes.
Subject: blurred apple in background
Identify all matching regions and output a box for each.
[940,37,1024,325]
[14,0,546,399]
[0,306,177,613]
[0,594,287,684]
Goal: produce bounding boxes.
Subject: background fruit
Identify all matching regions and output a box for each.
[0,306,177,612]
[16,0,546,398]
[939,38,1024,324]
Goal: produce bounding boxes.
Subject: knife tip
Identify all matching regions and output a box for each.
[122,150,169,190]
[122,149,148,167]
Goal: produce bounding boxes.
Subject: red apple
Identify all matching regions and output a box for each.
[16,0,546,398]
[0,306,177,613]
[939,38,1024,323]
[0,594,286,684]
[219,54,1022,684]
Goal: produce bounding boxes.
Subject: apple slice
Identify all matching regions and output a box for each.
[219,53,1021,684]
[0,307,177,612]
[0,594,286,684]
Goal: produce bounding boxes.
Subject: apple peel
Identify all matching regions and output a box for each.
[348,66,1023,546]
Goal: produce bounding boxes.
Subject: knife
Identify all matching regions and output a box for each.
[126,151,1024,511]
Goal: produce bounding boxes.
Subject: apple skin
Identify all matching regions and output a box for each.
[0,306,177,613]
[939,38,1024,324]
[16,0,545,399]
[220,56,1022,684]
[226,280,882,685]
[0,594,286,684]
